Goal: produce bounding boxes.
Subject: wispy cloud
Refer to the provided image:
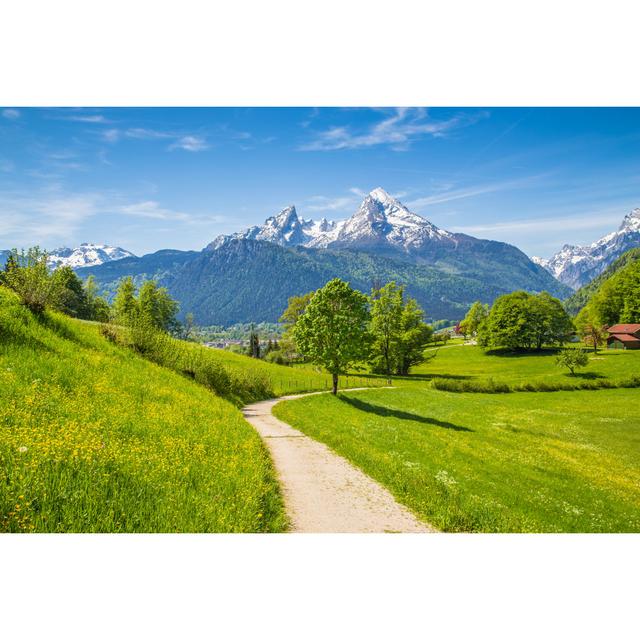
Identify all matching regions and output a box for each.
[62,114,109,123]
[103,127,208,152]
[306,195,358,213]
[451,210,625,237]
[119,201,193,221]
[169,135,208,152]
[2,108,20,120]
[300,108,485,151]
[0,190,100,247]
[406,175,546,210]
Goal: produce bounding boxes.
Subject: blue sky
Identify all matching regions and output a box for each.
[1,106,639,258]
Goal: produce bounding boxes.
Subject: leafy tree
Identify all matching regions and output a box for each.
[555,349,589,376]
[138,280,179,331]
[395,297,433,375]
[478,291,572,351]
[530,291,574,350]
[369,282,404,379]
[0,247,64,314]
[112,277,139,325]
[461,301,489,337]
[279,291,315,345]
[575,311,608,353]
[293,278,371,394]
[51,266,91,318]
[83,275,111,322]
[182,312,195,341]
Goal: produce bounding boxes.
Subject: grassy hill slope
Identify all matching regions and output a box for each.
[0,288,287,532]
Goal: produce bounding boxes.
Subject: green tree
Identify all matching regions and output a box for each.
[112,277,139,325]
[138,280,179,331]
[555,348,589,376]
[461,301,489,337]
[395,297,433,375]
[1,247,64,314]
[293,278,371,394]
[279,291,315,348]
[51,266,91,318]
[530,291,574,350]
[369,282,404,379]
[83,275,111,322]
[575,309,608,353]
[479,291,572,351]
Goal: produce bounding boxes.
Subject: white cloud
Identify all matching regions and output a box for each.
[2,108,20,120]
[0,191,100,248]
[63,114,109,123]
[102,128,208,152]
[169,135,208,152]
[451,211,625,236]
[120,201,192,221]
[406,176,544,210]
[300,108,484,151]
[306,195,357,212]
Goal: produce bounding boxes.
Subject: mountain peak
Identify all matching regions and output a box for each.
[535,205,640,289]
[47,244,134,269]
[368,187,395,204]
[620,207,640,232]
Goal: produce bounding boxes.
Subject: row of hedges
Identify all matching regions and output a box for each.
[431,375,640,394]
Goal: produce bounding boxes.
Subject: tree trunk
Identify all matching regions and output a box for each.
[332,373,338,395]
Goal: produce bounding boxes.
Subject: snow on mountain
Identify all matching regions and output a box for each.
[532,208,640,289]
[206,188,452,253]
[47,243,135,269]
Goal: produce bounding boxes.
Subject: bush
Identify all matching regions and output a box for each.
[432,375,640,394]
[1,248,65,314]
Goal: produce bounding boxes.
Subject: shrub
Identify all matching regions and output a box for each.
[1,248,65,314]
[555,348,589,376]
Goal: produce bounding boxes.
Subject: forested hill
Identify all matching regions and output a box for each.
[565,248,640,315]
[573,248,640,326]
[79,239,570,325]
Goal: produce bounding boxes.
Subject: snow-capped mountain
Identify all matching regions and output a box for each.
[47,243,135,269]
[532,208,640,289]
[206,206,339,250]
[207,188,453,254]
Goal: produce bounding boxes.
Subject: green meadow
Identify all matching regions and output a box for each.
[0,288,290,532]
[275,345,640,533]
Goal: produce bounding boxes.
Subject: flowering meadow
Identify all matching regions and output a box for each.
[0,288,287,532]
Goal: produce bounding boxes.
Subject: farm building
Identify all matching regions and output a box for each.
[606,324,640,350]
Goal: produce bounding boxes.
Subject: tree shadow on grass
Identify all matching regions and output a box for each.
[484,348,562,358]
[402,373,473,381]
[568,371,606,380]
[338,395,473,432]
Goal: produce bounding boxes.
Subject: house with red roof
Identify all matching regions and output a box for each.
[606,324,640,350]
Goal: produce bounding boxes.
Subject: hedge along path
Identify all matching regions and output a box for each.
[242,390,435,533]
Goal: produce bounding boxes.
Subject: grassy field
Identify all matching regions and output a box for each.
[274,386,640,532]
[400,343,640,389]
[0,288,288,532]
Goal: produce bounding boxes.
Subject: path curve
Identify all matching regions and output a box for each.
[242,391,435,533]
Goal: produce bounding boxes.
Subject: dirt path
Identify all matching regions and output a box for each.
[242,391,435,533]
